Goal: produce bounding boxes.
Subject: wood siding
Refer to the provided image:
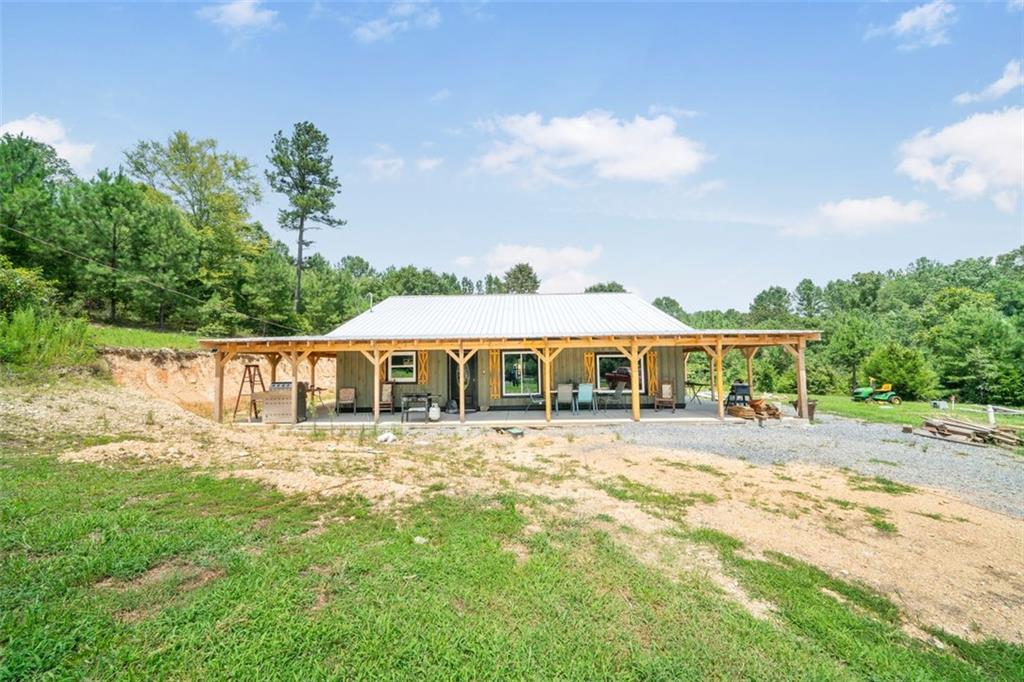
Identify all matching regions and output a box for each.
[336,347,690,411]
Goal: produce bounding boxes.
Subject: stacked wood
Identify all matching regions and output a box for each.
[727,405,756,419]
[750,399,783,420]
[920,418,1021,448]
[727,399,784,421]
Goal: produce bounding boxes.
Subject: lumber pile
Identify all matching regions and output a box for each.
[727,399,783,421]
[920,418,1022,448]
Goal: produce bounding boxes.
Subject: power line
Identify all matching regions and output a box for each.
[1,223,304,334]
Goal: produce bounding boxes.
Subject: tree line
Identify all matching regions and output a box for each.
[1,127,1021,404]
[0,127,542,337]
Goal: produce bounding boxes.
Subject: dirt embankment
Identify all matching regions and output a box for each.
[100,348,335,416]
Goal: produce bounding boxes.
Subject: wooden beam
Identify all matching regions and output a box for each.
[371,349,381,423]
[289,351,300,424]
[795,339,809,421]
[715,338,725,420]
[542,350,552,423]
[744,347,757,394]
[213,350,225,423]
[268,353,281,383]
[681,351,689,398]
[458,352,466,423]
[630,338,641,421]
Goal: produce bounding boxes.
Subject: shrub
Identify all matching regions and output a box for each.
[0,307,96,369]
[863,343,937,400]
[0,255,57,317]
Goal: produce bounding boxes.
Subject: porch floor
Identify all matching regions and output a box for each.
[235,399,753,427]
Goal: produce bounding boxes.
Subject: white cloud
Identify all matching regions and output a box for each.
[898,107,1024,212]
[416,157,444,171]
[480,243,604,293]
[647,104,700,119]
[428,88,451,103]
[353,2,441,43]
[475,110,710,184]
[954,60,1023,104]
[810,196,930,235]
[1009,0,1024,11]
[865,0,956,50]
[362,151,405,180]
[453,255,476,268]
[0,114,94,171]
[197,0,278,33]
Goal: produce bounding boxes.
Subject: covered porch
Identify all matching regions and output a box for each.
[203,332,821,426]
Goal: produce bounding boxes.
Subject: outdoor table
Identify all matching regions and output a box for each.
[685,382,707,405]
[401,393,437,422]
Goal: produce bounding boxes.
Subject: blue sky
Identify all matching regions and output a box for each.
[2,1,1022,309]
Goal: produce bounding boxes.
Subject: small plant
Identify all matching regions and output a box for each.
[871,518,898,534]
[145,410,156,426]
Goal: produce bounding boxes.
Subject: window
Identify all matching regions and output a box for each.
[502,351,540,396]
[388,352,417,383]
[596,353,645,393]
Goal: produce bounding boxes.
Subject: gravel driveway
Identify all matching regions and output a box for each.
[613,415,1024,518]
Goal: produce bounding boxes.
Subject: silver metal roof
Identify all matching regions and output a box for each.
[325,293,695,340]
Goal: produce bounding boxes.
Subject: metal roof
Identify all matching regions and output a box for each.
[324,293,695,340]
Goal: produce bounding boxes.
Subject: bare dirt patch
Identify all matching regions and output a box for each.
[9,383,1022,644]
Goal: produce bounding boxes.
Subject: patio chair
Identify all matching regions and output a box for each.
[654,383,676,412]
[577,383,596,414]
[335,387,356,414]
[380,382,395,413]
[600,381,626,411]
[555,383,576,415]
[526,392,545,411]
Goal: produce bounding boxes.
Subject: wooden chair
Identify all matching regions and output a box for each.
[654,383,676,412]
[380,382,395,413]
[336,387,356,414]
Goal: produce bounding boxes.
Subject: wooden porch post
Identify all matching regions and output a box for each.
[681,351,689,396]
[743,347,758,395]
[446,346,479,424]
[782,341,810,420]
[796,340,809,421]
[372,349,381,423]
[213,350,225,423]
[308,355,318,391]
[269,353,281,384]
[542,345,552,423]
[458,345,467,424]
[630,338,641,421]
[715,338,725,420]
[288,352,300,424]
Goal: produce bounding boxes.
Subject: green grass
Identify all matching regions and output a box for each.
[2,450,1021,680]
[848,475,916,496]
[90,324,201,351]
[801,394,1024,429]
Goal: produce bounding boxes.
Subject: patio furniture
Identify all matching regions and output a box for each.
[685,381,706,405]
[726,382,751,407]
[577,383,596,414]
[336,387,357,414]
[526,392,545,411]
[380,382,395,413]
[600,381,627,410]
[401,393,434,423]
[555,383,577,415]
[654,383,676,412]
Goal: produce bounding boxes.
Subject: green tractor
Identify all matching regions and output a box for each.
[851,380,902,405]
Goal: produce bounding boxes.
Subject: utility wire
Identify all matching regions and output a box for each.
[1,223,304,334]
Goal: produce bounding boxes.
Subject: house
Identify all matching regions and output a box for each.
[199,293,820,424]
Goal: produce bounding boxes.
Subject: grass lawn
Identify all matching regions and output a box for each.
[798,394,1024,429]
[90,324,201,351]
[3,441,1021,680]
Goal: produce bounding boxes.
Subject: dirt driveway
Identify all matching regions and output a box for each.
[4,383,1022,645]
